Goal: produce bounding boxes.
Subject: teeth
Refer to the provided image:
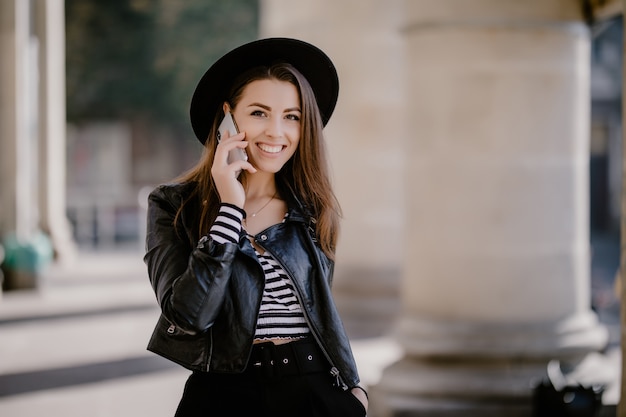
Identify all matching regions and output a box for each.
[258,144,282,153]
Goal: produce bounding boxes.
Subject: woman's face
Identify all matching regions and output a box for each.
[229,79,301,174]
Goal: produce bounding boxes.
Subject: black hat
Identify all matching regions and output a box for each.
[190,37,339,144]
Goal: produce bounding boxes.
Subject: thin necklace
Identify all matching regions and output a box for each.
[247,191,277,218]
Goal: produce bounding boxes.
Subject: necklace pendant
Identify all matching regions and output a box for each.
[246,192,277,220]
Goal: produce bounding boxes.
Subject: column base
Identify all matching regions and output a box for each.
[369,312,609,417]
[44,218,78,265]
[371,384,532,417]
[395,311,608,360]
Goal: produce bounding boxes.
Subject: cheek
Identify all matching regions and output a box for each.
[287,126,301,144]
[236,120,259,135]
[289,137,301,154]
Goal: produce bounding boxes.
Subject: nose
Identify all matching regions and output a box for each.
[265,116,284,138]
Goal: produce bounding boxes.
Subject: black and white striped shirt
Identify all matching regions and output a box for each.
[207,204,311,342]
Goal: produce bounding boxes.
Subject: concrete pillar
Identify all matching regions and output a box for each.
[373,1,608,416]
[0,0,31,240]
[260,0,407,336]
[34,0,76,262]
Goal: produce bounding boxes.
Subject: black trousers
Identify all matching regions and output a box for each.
[174,339,366,417]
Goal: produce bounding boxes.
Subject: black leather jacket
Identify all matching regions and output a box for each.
[144,182,360,390]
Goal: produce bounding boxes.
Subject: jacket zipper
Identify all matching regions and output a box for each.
[256,239,349,391]
[204,327,213,372]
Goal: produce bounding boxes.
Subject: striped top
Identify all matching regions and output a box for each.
[207,204,311,342]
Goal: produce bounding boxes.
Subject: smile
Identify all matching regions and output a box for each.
[258,143,284,154]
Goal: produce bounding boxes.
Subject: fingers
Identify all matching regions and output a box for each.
[211,131,255,208]
[215,141,255,173]
[218,129,244,144]
[216,130,245,155]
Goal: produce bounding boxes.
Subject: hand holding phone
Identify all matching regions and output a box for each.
[217,112,248,165]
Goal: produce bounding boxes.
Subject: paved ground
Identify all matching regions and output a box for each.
[0,230,621,416]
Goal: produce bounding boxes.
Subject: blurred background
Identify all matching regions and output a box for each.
[0,1,623,416]
[64,0,257,250]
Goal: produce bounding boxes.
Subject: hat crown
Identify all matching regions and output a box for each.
[190,38,339,144]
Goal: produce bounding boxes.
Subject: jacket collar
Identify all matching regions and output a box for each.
[277,180,316,224]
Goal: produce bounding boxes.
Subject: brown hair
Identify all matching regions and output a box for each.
[175,63,341,259]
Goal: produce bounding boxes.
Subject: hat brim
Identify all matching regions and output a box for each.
[190,38,339,144]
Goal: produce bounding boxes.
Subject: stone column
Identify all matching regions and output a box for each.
[34,0,76,262]
[260,0,407,336]
[373,1,608,416]
[0,0,30,239]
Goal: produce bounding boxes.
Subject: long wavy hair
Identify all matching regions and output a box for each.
[175,63,341,259]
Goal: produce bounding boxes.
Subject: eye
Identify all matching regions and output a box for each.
[250,110,267,117]
[285,113,300,122]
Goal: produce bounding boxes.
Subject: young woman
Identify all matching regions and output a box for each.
[144,38,368,416]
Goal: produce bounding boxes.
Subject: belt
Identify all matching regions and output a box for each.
[246,337,329,378]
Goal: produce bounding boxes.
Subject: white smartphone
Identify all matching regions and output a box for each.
[217,111,248,165]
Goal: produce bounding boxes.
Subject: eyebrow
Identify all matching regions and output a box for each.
[248,102,301,113]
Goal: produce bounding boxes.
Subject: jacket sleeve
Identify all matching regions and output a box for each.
[144,185,237,334]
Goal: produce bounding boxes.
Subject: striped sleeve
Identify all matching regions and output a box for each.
[208,203,245,244]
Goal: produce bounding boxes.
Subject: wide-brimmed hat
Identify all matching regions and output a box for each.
[190,37,339,144]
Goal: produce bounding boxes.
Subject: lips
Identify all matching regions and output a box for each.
[257,143,284,154]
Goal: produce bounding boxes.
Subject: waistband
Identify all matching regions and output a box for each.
[246,337,329,378]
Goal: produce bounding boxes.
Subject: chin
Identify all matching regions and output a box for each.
[259,167,283,175]
[250,160,286,174]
